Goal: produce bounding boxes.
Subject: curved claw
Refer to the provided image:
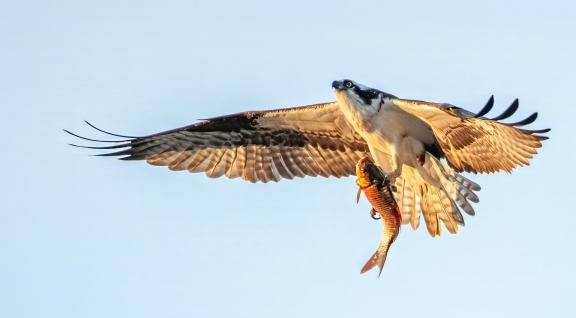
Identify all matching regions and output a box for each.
[370,209,381,220]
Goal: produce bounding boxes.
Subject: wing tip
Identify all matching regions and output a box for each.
[490,98,519,121]
[82,120,139,139]
[474,95,495,118]
[65,121,146,159]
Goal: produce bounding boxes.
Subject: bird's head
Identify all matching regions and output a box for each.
[332,79,396,118]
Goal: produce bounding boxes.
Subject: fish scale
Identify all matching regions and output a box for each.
[356,157,402,276]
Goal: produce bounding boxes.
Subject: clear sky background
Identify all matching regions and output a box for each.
[1,1,574,317]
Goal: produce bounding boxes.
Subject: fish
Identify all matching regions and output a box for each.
[356,157,402,276]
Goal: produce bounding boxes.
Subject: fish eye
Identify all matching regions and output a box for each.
[345,81,354,88]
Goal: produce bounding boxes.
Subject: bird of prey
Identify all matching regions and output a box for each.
[66,79,549,237]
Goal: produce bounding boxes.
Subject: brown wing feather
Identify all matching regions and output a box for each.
[393,98,549,173]
[68,102,370,183]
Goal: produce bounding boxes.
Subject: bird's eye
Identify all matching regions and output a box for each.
[345,81,354,88]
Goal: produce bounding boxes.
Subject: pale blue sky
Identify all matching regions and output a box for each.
[1,1,574,317]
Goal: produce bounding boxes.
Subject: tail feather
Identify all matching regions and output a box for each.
[427,154,479,217]
[450,200,465,226]
[393,152,481,237]
[434,187,459,234]
[394,177,419,229]
[420,185,441,236]
[454,194,476,216]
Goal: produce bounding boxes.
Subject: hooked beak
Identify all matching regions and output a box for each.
[332,80,345,90]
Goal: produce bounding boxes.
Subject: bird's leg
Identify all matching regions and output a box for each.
[417,153,426,166]
[379,173,397,193]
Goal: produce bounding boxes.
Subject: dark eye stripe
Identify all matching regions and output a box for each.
[354,87,380,104]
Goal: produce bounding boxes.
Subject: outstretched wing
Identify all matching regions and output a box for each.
[66,102,370,183]
[393,97,550,173]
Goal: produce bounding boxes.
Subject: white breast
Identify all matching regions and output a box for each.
[339,98,436,175]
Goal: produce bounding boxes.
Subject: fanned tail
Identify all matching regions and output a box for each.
[393,152,481,237]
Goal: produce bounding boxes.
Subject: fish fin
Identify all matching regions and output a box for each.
[356,187,362,203]
[360,250,380,275]
[360,245,390,277]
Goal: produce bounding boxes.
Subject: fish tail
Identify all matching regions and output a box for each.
[360,241,392,277]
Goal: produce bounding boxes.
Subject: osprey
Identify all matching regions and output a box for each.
[67,79,549,236]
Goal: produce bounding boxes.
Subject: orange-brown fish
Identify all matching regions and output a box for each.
[356,157,402,276]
